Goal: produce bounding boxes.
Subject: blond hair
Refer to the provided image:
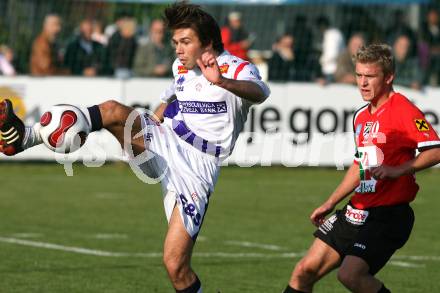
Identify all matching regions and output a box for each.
[353,44,395,76]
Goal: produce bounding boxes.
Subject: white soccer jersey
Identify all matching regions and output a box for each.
[161,51,270,159]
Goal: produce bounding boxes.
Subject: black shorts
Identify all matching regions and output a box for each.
[314,202,414,275]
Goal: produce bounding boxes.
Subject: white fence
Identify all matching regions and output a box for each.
[0,76,438,168]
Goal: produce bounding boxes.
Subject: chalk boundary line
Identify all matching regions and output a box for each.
[0,236,436,268]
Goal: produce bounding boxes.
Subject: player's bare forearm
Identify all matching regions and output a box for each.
[400,147,440,174]
[325,163,360,208]
[372,147,440,179]
[310,164,360,226]
[215,77,267,104]
[197,50,268,104]
[153,102,169,123]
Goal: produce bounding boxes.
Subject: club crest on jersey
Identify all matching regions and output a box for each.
[177,75,185,85]
[363,121,380,142]
[176,75,185,92]
[219,64,229,74]
[178,65,188,74]
[415,119,429,131]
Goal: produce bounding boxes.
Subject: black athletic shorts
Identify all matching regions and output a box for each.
[314,202,414,275]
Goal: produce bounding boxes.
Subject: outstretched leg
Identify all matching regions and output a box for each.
[284,238,341,293]
[164,205,202,292]
[0,99,148,156]
[95,100,146,155]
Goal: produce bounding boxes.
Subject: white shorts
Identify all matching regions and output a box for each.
[138,114,220,240]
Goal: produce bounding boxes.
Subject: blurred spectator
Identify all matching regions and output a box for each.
[0,45,16,76]
[268,34,296,81]
[64,19,106,76]
[221,11,251,60]
[133,19,173,77]
[393,34,422,90]
[317,16,345,82]
[104,11,131,39]
[249,51,268,82]
[287,15,316,81]
[341,6,383,44]
[334,33,365,84]
[30,14,65,76]
[91,20,108,46]
[106,17,137,78]
[420,8,440,86]
[385,10,417,57]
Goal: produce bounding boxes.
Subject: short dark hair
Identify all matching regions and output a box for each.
[353,44,395,76]
[164,2,224,53]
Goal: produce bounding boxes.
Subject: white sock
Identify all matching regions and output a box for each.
[22,123,43,150]
[80,107,93,131]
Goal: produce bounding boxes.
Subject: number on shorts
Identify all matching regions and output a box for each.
[179,193,201,226]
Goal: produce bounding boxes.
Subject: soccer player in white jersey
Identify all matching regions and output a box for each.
[0,3,270,292]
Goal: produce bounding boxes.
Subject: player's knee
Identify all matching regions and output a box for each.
[163,252,189,282]
[337,268,359,289]
[293,259,320,283]
[100,100,126,125]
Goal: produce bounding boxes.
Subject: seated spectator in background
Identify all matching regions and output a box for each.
[0,45,16,76]
[91,20,108,46]
[317,16,345,82]
[268,34,296,81]
[334,33,365,84]
[133,19,173,77]
[420,7,440,86]
[64,19,106,76]
[30,14,65,76]
[221,11,251,60]
[106,17,137,78]
[393,34,422,90]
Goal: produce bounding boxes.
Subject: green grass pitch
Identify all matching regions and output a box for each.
[0,163,439,292]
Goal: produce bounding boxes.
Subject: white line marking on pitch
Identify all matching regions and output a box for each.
[92,233,128,240]
[9,233,43,239]
[0,237,301,258]
[224,240,287,251]
[394,255,440,261]
[0,237,160,257]
[389,261,425,268]
[196,236,207,242]
[0,237,438,264]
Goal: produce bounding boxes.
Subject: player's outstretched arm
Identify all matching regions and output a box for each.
[371,147,440,180]
[196,51,269,104]
[215,77,267,104]
[311,163,360,226]
[153,102,171,123]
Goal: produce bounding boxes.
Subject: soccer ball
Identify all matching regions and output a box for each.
[39,104,90,153]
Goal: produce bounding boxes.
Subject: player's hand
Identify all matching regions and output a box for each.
[196,50,224,85]
[310,202,334,227]
[370,165,404,180]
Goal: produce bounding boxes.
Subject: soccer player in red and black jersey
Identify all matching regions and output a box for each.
[283,44,440,293]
